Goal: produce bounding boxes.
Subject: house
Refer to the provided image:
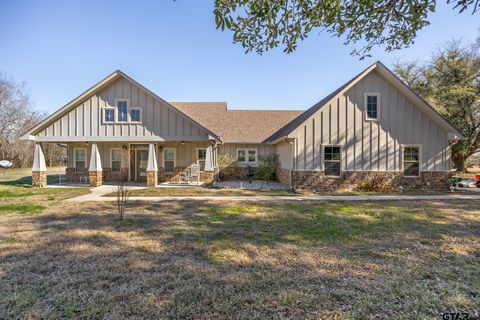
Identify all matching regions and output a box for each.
[22,61,464,190]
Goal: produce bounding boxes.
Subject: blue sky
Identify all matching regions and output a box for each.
[0,0,478,114]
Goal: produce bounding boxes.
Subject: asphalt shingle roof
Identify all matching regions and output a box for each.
[171,102,302,143]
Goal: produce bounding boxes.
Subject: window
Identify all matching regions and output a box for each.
[365,94,379,120]
[237,149,257,164]
[117,100,128,122]
[104,108,114,123]
[130,109,141,123]
[324,146,341,176]
[198,148,207,161]
[164,148,175,173]
[74,148,86,172]
[197,148,206,170]
[403,146,420,177]
[111,149,122,172]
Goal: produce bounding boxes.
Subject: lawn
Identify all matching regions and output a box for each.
[120,187,462,197]
[0,174,90,213]
[0,198,478,319]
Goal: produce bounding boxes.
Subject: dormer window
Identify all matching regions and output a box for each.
[365,94,380,120]
[103,108,114,123]
[130,108,141,123]
[117,100,128,122]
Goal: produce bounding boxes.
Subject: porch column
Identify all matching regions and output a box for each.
[88,143,103,187]
[32,143,47,187]
[146,143,158,188]
[203,145,215,186]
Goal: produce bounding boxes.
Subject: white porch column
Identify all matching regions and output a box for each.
[203,145,215,186]
[146,143,158,187]
[88,143,103,187]
[32,143,47,187]
[204,145,214,172]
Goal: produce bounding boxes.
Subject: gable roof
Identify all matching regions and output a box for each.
[264,61,465,143]
[172,102,302,143]
[21,70,221,141]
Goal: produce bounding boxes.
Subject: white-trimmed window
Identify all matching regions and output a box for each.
[403,146,421,177]
[365,93,380,120]
[130,108,141,123]
[103,108,115,123]
[111,148,122,172]
[74,148,86,172]
[164,148,175,173]
[324,146,341,177]
[197,148,206,171]
[237,148,257,164]
[116,99,128,122]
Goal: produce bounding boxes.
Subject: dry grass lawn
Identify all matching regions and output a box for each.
[0,193,479,319]
[123,187,465,197]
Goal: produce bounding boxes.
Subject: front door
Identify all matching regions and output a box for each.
[129,145,149,182]
[137,149,148,182]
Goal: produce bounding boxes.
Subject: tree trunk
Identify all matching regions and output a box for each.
[452,156,465,172]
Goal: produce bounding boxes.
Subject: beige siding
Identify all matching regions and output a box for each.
[286,70,451,172]
[67,141,209,171]
[218,143,276,166]
[276,142,293,169]
[36,77,211,142]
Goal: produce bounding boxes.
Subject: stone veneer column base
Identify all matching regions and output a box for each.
[89,171,103,187]
[147,171,158,188]
[201,171,215,187]
[32,171,47,187]
[276,168,291,186]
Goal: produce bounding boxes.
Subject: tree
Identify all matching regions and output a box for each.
[394,39,480,171]
[214,0,479,58]
[0,73,42,167]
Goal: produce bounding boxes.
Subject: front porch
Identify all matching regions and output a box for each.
[32,141,218,187]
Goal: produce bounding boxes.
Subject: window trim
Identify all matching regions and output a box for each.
[115,98,129,123]
[197,147,207,161]
[73,147,87,173]
[364,93,380,121]
[322,144,342,177]
[110,148,123,172]
[103,107,115,124]
[236,148,257,164]
[402,145,422,178]
[163,147,176,173]
[129,108,142,123]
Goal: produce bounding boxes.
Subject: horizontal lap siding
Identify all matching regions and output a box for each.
[36,78,210,141]
[219,143,276,166]
[288,70,451,172]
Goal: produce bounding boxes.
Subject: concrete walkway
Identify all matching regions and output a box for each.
[67,185,480,202]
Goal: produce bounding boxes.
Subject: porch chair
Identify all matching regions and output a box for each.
[190,162,200,184]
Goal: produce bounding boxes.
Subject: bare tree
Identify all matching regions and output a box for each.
[0,72,43,167]
[114,181,131,220]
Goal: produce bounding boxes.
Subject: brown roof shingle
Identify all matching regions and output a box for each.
[170,102,302,143]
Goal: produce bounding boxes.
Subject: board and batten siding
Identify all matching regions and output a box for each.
[36,77,211,142]
[284,70,451,172]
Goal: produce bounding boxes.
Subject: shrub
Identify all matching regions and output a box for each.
[356,174,395,193]
[217,154,242,180]
[255,154,279,181]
